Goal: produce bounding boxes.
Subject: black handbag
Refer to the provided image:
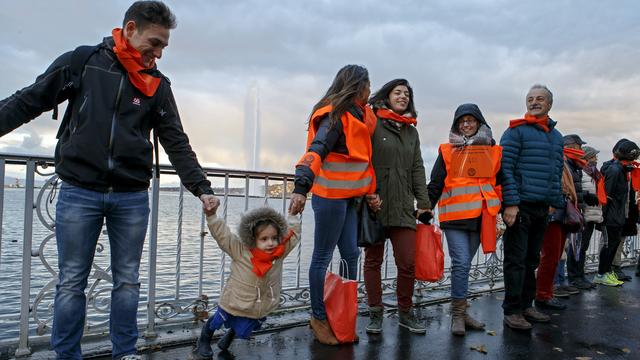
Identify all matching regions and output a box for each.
[356,197,386,247]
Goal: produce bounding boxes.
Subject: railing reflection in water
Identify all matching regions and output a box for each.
[0,153,637,357]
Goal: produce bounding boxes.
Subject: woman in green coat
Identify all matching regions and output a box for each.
[363,79,432,334]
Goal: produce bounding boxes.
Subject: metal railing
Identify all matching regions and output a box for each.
[0,152,638,357]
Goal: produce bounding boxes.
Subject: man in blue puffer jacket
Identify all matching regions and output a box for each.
[499,84,565,330]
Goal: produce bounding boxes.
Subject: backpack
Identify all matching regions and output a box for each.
[53,44,162,179]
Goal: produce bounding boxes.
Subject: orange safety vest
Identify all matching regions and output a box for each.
[296,105,377,199]
[438,143,502,253]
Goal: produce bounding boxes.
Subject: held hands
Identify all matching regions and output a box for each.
[366,193,382,212]
[503,206,519,227]
[200,194,220,217]
[289,193,307,215]
[416,208,433,217]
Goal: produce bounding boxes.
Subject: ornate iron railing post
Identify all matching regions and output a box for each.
[0,158,5,269]
[15,160,36,358]
[175,185,184,300]
[144,167,161,338]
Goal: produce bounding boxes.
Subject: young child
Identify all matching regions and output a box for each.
[192,205,302,358]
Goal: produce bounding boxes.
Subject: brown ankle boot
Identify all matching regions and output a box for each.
[450,299,466,336]
[463,300,485,330]
[310,317,339,345]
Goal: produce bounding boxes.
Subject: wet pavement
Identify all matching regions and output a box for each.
[132,275,640,360]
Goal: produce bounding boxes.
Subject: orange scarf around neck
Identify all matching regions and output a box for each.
[375,108,417,126]
[111,28,161,97]
[509,113,550,132]
[563,148,587,168]
[619,160,640,191]
[249,229,293,278]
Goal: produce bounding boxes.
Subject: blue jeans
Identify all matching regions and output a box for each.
[444,229,480,299]
[555,259,567,285]
[51,182,149,359]
[309,195,359,320]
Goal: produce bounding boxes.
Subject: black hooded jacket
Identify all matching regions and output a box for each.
[601,159,631,227]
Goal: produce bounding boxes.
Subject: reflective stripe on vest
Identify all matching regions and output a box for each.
[315,175,373,190]
[439,200,483,215]
[321,161,370,173]
[439,199,501,215]
[440,184,495,201]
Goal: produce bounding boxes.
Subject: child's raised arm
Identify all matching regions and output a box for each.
[206,214,244,260]
[283,214,302,257]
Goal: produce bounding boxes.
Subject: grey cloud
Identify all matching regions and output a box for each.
[1,0,639,174]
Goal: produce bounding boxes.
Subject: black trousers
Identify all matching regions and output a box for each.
[502,202,549,315]
[567,221,597,282]
[598,226,623,274]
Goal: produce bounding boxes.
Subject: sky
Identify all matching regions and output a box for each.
[1,0,639,180]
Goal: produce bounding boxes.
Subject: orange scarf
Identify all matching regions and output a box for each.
[509,113,550,132]
[111,28,161,97]
[249,229,293,278]
[622,161,640,191]
[375,108,417,126]
[563,148,587,168]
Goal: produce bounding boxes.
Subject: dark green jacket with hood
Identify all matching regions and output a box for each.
[371,111,430,230]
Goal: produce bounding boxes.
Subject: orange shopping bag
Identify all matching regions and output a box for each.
[415,224,444,282]
[323,263,358,343]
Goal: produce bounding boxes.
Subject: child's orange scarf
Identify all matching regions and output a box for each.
[250,229,293,277]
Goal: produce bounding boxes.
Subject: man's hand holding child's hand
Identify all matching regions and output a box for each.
[200,194,220,217]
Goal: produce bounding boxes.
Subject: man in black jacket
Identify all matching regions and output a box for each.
[0,2,218,359]
[595,139,639,287]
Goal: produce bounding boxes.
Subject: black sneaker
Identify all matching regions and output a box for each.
[614,267,632,281]
[552,285,570,298]
[535,298,567,310]
[570,279,594,290]
[560,285,580,295]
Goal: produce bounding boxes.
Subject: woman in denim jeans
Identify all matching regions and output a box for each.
[427,103,502,336]
[289,65,379,345]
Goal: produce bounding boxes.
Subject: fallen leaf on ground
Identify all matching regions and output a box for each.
[553,347,563,352]
[596,351,604,355]
[621,348,631,354]
[486,330,496,336]
[470,344,488,354]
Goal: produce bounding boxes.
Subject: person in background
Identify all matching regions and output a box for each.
[536,134,597,309]
[594,139,640,286]
[611,185,638,281]
[364,79,431,335]
[534,138,578,311]
[428,103,501,336]
[499,84,564,330]
[289,65,378,345]
[567,145,603,289]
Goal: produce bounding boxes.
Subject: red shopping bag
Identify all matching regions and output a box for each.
[415,224,444,282]
[323,270,358,343]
